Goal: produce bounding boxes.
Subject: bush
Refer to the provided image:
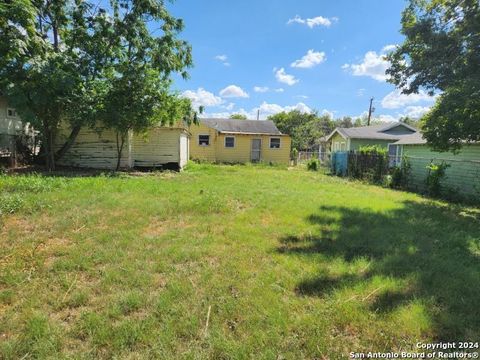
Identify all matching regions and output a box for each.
[426,161,450,197]
[348,146,388,183]
[307,158,320,171]
[389,157,411,189]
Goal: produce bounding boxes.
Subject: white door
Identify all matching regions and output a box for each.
[251,139,261,162]
[179,134,189,168]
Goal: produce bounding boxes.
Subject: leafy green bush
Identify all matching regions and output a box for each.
[306,158,320,171]
[389,157,411,189]
[348,146,388,183]
[426,161,450,197]
[358,145,387,156]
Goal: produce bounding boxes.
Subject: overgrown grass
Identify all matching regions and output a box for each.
[0,163,479,359]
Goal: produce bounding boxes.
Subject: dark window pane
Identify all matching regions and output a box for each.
[199,135,210,146]
[270,138,280,148]
[225,137,235,148]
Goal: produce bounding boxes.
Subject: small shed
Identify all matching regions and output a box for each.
[55,125,189,170]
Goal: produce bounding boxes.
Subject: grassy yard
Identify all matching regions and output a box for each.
[0,163,479,359]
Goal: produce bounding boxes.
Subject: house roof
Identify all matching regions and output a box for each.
[326,122,417,142]
[394,132,427,145]
[200,118,284,135]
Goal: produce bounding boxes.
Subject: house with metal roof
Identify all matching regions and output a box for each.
[325,122,417,153]
[189,118,291,164]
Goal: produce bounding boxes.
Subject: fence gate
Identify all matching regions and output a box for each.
[331,151,348,176]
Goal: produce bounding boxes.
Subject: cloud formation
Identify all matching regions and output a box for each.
[291,50,326,68]
[287,15,338,28]
[274,67,299,86]
[342,45,396,82]
[219,85,249,98]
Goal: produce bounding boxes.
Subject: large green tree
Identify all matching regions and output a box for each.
[386,0,480,151]
[268,110,334,151]
[0,0,193,170]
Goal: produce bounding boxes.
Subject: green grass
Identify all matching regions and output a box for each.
[0,163,479,359]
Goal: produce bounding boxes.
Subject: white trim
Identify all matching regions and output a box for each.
[269,137,281,149]
[224,135,235,148]
[198,134,210,146]
[6,108,17,118]
[325,128,348,142]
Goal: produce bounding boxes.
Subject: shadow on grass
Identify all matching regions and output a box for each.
[278,201,480,340]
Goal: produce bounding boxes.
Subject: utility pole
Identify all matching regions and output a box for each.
[367,97,375,126]
[256,109,260,121]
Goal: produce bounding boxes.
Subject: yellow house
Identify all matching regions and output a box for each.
[189,118,291,164]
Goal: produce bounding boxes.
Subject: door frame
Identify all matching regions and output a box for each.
[251,138,262,162]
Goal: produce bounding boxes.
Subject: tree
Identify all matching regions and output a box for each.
[268,110,334,150]
[229,114,247,120]
[386,0,480,151]
[0,0,192,170]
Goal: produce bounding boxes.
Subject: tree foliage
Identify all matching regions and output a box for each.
[229,114,247,120]
[0,0,193,170]
[268,110,335,151]
[386,0,480,151]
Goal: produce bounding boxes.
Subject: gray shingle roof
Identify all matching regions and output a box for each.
[328,122,416,141]
[394,132,427,145]
[200,118,284,135]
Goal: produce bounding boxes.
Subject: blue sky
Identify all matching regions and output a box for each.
[170,0,436,121]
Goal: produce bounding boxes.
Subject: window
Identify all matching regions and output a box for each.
[7,108,17,118]
[198,135,210,146]
[340,142,346,151]
[270,137,281,149]
[225,136,235,148]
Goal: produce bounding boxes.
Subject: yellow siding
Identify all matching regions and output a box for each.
[55,125,132,169]
[132,128,185,167]
[189,122,291,165]
[189,122,217,162]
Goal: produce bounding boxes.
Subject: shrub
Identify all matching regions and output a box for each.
[348,146,388,183]
[426,161,450,197]
[389,157,411,189]
[307,158,320,171]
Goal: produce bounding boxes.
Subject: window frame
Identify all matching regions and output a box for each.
[6,108,17,118]
[224,136,235,148]
[198,134,210,146]
[269,137,281,149]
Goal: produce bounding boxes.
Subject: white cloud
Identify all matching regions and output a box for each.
[295,95,309,99]
[275,88,284,93]
[215,54,227,61]
[287,15,338,28]
[181,88,223,109]
[342,45,397,82]
[214,54,230,66]
[254,86,269,93]
[382,44,397,53]
[357,88,366,97]
[377,114,398,123]
[200,102,312,120]
[403,106,431,118]
[219,85,249,98]
[274,67,299,86]
[222,102,235,111]
[291,50,326,68]
[381,89,436,109]
[321,109,335,118]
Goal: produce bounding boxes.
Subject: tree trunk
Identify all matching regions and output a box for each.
[44,125,56,172]
[115,131,126,171]
[55,124,81,161]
